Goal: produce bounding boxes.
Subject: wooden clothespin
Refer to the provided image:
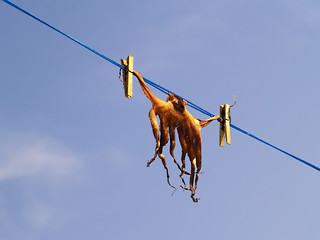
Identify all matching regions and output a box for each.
[120,55,134,98]
[219,104,231,147]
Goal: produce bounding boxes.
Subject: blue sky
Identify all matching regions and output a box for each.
[1,0,320,239]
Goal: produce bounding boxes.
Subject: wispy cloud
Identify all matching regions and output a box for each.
[0,134,83,239]
[0,134,80,181]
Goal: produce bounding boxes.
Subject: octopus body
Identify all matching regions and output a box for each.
[133,70,219,202]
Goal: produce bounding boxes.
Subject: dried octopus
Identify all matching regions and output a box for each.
[133,70,219,202]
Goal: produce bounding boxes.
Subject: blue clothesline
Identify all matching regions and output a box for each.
[2,0,319,172]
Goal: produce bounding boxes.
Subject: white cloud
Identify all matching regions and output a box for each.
[0,134,83,238]
[0,134,80,181]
